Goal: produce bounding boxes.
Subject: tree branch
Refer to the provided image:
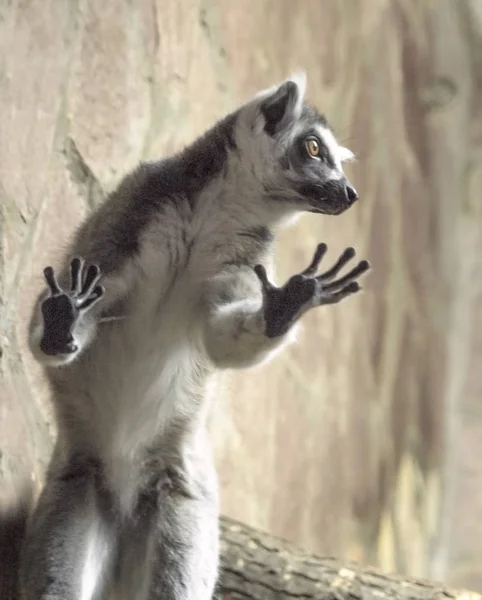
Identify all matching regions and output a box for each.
[217,517,480,600]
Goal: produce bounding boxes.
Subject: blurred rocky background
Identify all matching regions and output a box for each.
[1,0,482,592]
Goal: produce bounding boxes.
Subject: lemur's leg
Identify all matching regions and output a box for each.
[19,454,116,600]
[114,466,219,600]
[203,244,370,369]
[29,258,108,367]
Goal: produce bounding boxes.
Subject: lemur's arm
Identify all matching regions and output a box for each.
[202,265,292,370]
[29,257,130,367]
[204,244,370,368]
[203,243,370,370]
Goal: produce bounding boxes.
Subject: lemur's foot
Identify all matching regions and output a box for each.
[39,257,104,356]
[254,243,370,338]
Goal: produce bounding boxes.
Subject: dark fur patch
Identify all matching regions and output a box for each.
[262,81,299,136]
[238,226,273,245]
[0,489,32,600]
[74,113,238,275]
[57,453,102,483]
[56,453,117,517]
[215,286,236,304]
[301,104,328,128]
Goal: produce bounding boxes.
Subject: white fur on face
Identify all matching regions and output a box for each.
[338,145,355,162]
[317,126,355,180]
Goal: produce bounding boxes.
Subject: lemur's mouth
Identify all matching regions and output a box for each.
[331,203,352,215]
[309,202,351,216]
[303,179,358,216]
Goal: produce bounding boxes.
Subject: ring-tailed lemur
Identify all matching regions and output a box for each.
[2,73,370,600]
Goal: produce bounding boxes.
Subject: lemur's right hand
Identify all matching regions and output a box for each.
[254,243,370,339]
[40,257,104,356]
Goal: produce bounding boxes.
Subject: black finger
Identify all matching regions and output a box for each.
[79,264,101,300]
[80,285,104,311]
[254,265,273,291]
[331,281,361,299]
[341,281,361,294]
[316,247,356,282]
[322,260,370,291]
[64,340,79,354]
[318,281,361,306]
[70,257,84,294]
[43,267,62,295]
[301,243,327,276]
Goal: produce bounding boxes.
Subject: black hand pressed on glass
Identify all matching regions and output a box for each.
[254,243,370,338]
[39,257,104,356]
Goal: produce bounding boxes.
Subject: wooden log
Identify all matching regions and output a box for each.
[217,517,480,600]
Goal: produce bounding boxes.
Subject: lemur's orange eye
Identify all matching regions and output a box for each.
[306,138,320,158]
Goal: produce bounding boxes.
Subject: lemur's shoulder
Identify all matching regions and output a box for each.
[68,113,240,277]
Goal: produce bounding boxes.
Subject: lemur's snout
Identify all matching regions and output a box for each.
[345,185,358,204]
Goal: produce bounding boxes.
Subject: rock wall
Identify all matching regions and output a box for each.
[1,0,482,591]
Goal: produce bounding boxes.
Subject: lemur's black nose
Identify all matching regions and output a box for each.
[345,185,358,204]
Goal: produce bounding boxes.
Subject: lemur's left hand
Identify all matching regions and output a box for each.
[40,258,104,356]
[254,243,370,338]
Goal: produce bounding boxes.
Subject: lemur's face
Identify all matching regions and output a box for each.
[243,75,358,216]
[279,106,357,215]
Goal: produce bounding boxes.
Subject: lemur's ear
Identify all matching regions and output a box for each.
[260,73,306,136]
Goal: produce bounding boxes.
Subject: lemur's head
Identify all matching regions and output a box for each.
[235,73,357,216]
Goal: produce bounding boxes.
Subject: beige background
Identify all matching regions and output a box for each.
[1,0,482,592]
